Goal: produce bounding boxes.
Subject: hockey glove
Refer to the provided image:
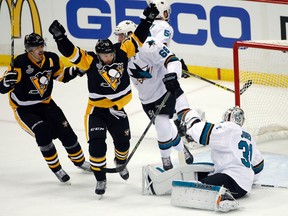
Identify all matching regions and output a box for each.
[180,59,190,79]
[143,3,159,23]
[3,70,18,88]
[74,67,85,77]
[49,20,66,41]
[162,73,180,93]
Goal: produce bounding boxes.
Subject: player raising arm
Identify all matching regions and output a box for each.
[114,20,195,171]
[49,4,159,197]
[0,33,91,184]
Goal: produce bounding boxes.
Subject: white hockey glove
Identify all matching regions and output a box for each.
[179,109,201,142]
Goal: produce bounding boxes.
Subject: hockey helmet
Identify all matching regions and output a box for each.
[24,33,45,51]
[222,106,245,126]
[146,0,171,20]
[114,20,137,38]
[95,39,115,54]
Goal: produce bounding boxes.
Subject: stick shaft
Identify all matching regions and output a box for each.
[101,92,171,173]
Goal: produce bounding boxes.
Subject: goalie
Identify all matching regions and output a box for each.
[143,106,264,212]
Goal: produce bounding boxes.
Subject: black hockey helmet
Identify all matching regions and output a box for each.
[95,39,115,54]
[24,33,45,51]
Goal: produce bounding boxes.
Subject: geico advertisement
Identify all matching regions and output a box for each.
[0,0,287,68]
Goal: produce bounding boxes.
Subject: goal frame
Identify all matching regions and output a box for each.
[233,40,288,106]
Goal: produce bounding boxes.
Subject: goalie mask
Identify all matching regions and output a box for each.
[222,106,245,126]
[24,33,45,52]
[114,20,137,41]
[146,0,171,21]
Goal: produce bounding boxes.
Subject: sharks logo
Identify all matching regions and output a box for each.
[29,70,52,96]
[146,39,156,48]
[129,62,152,84]
[99,63,124,90]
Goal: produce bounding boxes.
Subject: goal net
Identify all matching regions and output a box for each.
[233,40,288,143]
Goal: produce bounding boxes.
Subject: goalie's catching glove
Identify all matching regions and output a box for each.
[49,20,66,42]
[3,70,18,88]
[162,72,180,93]
[143,3,160,23]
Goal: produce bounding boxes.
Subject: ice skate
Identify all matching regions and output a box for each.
[78,161,92,172]
[162,156,173,171]
[54,168,71,184]
[95,180,107,199]
[217,191,239,212]
[114,158,129,180]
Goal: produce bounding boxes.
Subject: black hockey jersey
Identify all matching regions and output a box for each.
[0,52,78,109]
[53,18,153,110]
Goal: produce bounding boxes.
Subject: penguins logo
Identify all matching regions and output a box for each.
[99,63,124,90]
[30,70,52,96]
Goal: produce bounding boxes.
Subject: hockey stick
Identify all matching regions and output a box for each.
[182,69,235,93]
[101,91,172,173]
[253,183,288,189]
[239,79,252,95]
[10,0,15,71]
[182,69,252,95]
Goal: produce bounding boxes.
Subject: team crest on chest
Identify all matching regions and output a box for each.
[99,63,124,90]
[29,70,52,97]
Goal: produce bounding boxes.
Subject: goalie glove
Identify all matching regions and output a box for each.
[179,109,201,140]
[49,20,66,41]
[143,3,160,23]
[162,72,180,93]
[3,70,18,88]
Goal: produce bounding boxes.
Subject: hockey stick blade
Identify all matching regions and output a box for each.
[100,165,126,173]
[240,79,252,95]
[100,92,172,173]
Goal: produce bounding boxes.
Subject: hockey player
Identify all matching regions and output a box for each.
[0,33,91,184]
[114,20,194,170]
[143,106,264,212]
[146,0,193,138]
[48,4,159,196]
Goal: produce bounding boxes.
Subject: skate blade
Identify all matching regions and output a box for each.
[61,180,71,185]
[95,194,104,200]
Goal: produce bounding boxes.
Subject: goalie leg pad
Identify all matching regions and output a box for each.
[171,180,239,212]
[142,163,214,196]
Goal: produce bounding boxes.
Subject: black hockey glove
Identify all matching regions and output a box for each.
[143,3,159,23]
[74,67,85,77]
[3,70,18,88]
[162,73,180,93]
[180,59,190,79]
[49,20,66,41]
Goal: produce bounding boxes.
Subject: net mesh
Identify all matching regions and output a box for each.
[236,40,288,143]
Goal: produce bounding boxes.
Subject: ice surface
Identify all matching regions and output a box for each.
[0,67,287,216]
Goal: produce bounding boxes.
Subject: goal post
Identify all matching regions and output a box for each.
[233,40,288,143]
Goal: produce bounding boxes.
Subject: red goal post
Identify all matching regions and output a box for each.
[233,40,288,142]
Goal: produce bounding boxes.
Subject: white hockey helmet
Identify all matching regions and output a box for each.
[114,20,137,38]
[146,0,171,21]
[222,106,245,126]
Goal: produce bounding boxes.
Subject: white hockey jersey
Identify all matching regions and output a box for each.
[127,36,181,104]
[187,121,264,193]
[150,20,174,46]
